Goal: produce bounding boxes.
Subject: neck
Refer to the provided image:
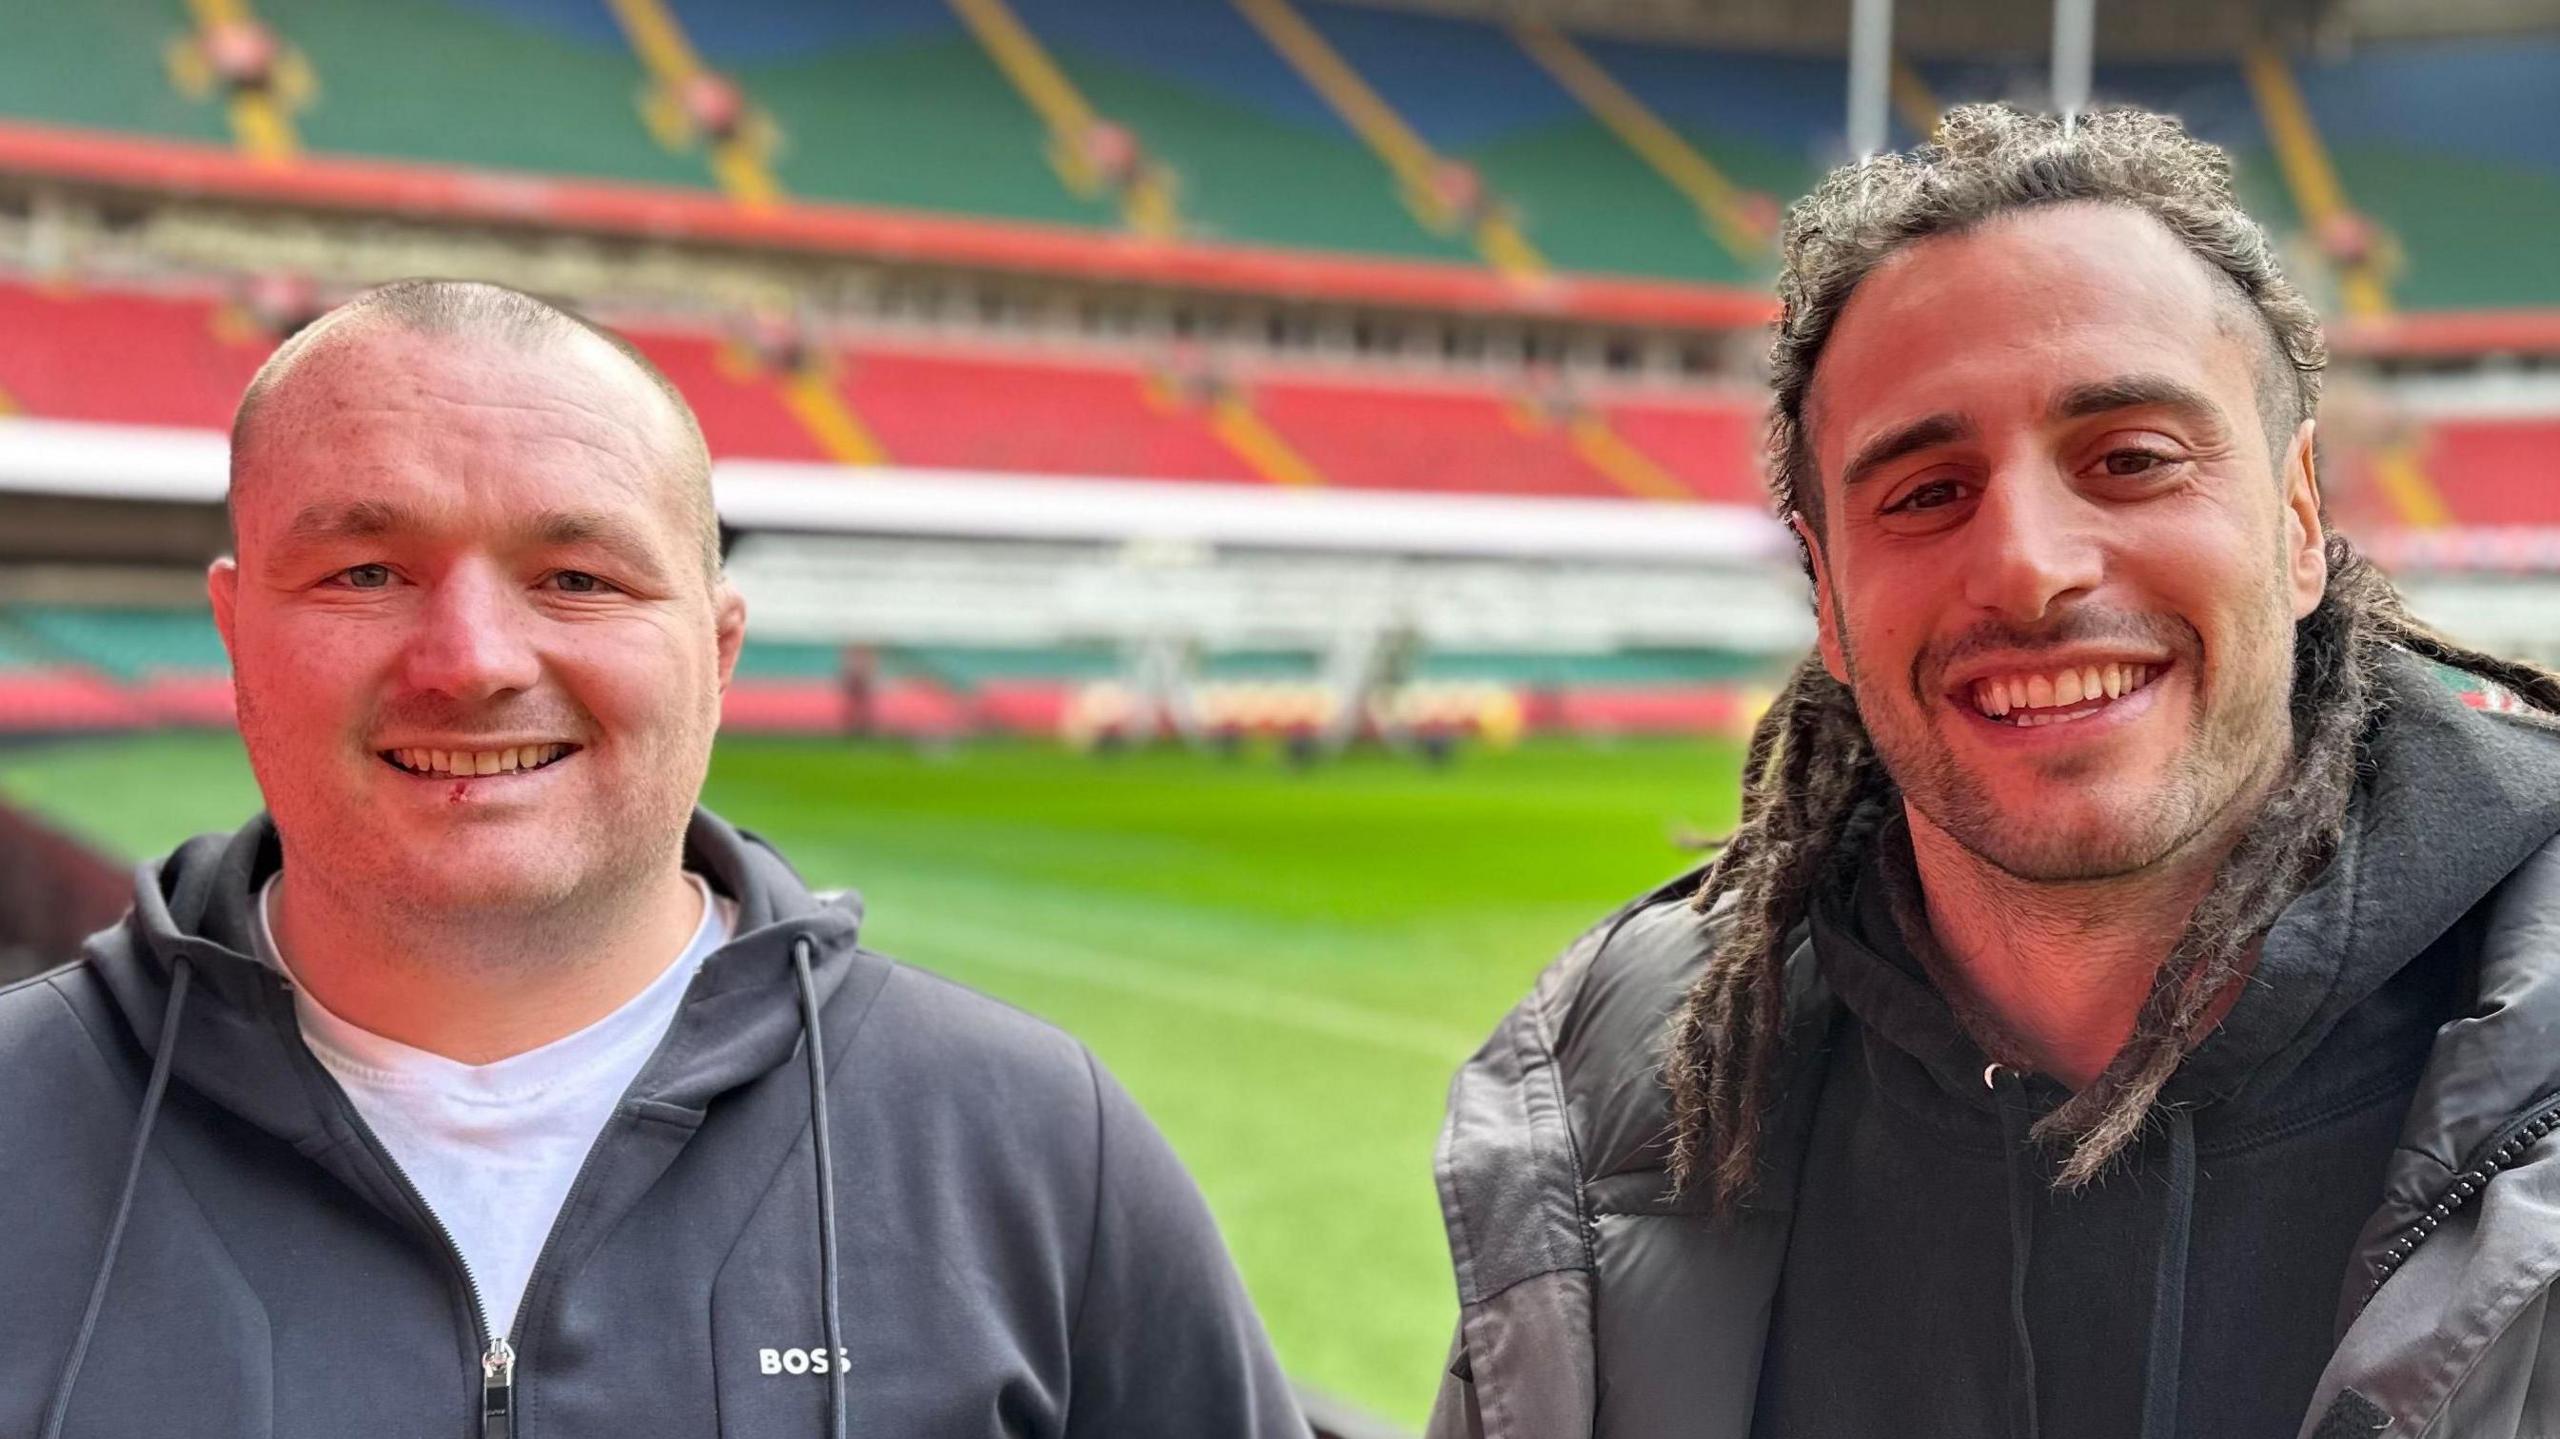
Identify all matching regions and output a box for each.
[1901,804,2257,1090]
[270,862,705,1064]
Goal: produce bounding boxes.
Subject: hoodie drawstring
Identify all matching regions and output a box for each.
[2138,1107,2198,1439]
[1988,1062,2201,1439]
[44,955,194,1439]
[1988,1064,2042,1439]
[792,936,848,1439]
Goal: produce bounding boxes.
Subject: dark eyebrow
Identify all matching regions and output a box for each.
[1841,412,1972,491]
[2051,374,2231,439]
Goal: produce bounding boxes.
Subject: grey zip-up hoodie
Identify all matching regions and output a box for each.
[1429,651,2560,1439]
[0,808,1307,1439]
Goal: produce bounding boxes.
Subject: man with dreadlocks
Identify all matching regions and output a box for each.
[1428,104,2560,1439]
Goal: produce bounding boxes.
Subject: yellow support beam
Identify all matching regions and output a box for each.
[1889,58,1942,144]
[2240,45,2448,523]
[1510,20,1766,266]
[944,0,1179,237]
[2241,42,2389,319]
[1565,413,1691,501]
[605,0,785,208]
[176,0,305,165]
[778,369,889,467]
[1232,0,1545,280]
[1210,394,1330,488]
[2370,444,2454,530]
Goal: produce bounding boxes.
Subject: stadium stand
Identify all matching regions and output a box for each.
[2286,36,2560,311]
[625,330,833,463]
[1000,0,1479,259]
[1247,376,1626,498]
[0,281,268,429]
[0,273,2545,522]
[2424,418,2560,527]
[0,0,2550,312]
[0,276,1777,501]
[837,347,1259,481]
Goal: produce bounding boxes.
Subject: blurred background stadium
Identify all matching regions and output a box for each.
[0,0,2552,1429]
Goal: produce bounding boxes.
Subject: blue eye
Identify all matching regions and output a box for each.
[551,571,608,594]
[339,564,393,589]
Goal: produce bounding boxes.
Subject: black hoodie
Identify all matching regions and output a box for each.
[1751,800,2463,1439]
[0,808,1306,1438]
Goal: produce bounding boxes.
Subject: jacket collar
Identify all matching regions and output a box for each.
[85,807,871,1156]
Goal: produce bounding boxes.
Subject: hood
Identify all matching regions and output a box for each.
[84,807,869,1157]
[1812,647,2560,1121]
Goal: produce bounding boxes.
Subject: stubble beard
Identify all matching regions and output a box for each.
[1838,615,2297,886]
[239,681,717,979]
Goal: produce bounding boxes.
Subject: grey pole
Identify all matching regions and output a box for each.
[1847,0,1893,158]
[2053,0,2096,131]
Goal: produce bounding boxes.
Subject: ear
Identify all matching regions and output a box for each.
[712,579,748,695]
[208,556,240,664]
[2281,418,2326,621]
[1791,511,1850,685]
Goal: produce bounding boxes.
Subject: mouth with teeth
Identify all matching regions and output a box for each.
[1964,662,2165,728]
[381,743,578,778]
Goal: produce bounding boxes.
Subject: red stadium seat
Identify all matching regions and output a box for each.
[1246,378,1622,498]
[0,281,270,428]
[623,330,830,463]
[1600,397,1767,506]
[832,346,1255,481]
[2423,419,2560,527]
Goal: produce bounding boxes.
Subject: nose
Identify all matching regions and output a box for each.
[1957,467,2106,624]
[398,562,541,702]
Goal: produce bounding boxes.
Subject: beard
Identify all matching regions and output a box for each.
[1839,604,2296,884]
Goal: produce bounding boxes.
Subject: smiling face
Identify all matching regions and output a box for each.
[211,322,743,927]
[1799,202,2327,882]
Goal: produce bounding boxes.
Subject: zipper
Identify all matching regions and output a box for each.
[481,1337,516,1439]
[300,1038,629,1437]
[281,1024,511,1437]
[2361,1091,2560,1309]
[322,1073,512,1436]
[266,935,715,1436]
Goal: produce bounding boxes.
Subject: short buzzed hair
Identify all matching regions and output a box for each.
[228,279,720,581]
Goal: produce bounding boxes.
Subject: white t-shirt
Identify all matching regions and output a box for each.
[251,872,734,1340]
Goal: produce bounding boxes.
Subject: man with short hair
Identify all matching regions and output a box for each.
[0,280,1304,1438]
[1430,106,2560,1439]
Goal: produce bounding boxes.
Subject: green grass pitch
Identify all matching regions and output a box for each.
[1,730,1743,1426]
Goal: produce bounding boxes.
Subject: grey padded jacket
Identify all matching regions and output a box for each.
[1429,656,2560,1439]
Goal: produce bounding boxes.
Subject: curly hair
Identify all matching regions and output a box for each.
[1665,104,2560,1213]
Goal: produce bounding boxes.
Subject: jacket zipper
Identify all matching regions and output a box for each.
[271,941,713,1436]
[481,1337,516,1439]
[322,1083,516,1437]
[301,1038,629,1438]
[2361,1091,2560,1308]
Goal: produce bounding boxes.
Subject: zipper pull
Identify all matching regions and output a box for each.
[481,1337,516,1439]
